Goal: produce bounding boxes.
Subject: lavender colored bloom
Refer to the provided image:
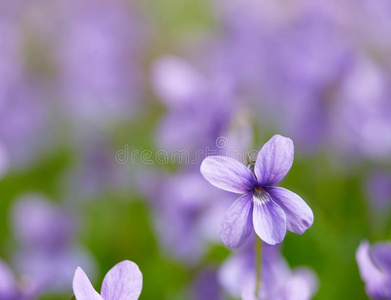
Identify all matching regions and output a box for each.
[0,16,52,169]
[241,267,318,300]
[0,259,45,300]
[152,56,205,106]
[140,170,232,264]
[73,260,143,300]
[215,0,357,153]
[0,142,8,178]
[365,170,391,212]
[201,134,313,246]
[62,137,133,202]
[11,195,96,293]
[356,241,391,299]
[219,239,318,300]
[0,260,21,300]
[58,0,144,125]
[265,4,352,154]
[12,195,74,253]
[191,268,223,300]
[0,90,51,169]
[152,55,237,157]
[333,56,391,161]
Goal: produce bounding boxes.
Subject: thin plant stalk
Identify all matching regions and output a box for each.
[255,237,262,298]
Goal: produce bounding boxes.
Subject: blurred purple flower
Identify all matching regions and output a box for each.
[62,137,133,202]
[241,267,318,300]
[152,56,205,107]
[356,241,391,299]
[0,16,52,169]
[73,260,142,300]
[216,0,357,153]
[58,0,144,126]
[12,195,74,253]
[191,268,223,300]
[152,55,238,157]
[219,239,318,299]
[0,259,45,300]
[0,259,23,300]
[333,56,391,161]
[0,90,51,169]
[263,3,352,154]
[201,135,313,246]
[141,170,232,264]
[11,195,95,294]
[0,142,8,178]
[365,170,391,212]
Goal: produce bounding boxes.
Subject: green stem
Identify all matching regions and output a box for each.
[255,237,262,298]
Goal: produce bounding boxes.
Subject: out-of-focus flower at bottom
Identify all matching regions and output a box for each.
[241,267,318,300]
[356,241,391,299]
[73,260,143,300]
[191,268,224,300]
[219,239,318,300]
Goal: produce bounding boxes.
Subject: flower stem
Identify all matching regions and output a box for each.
[255,236,262,298]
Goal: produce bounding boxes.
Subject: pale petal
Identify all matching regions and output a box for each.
[220,193,254,248]
[252,192,286,245]
[254,135,294,186]
[240,280,258,300]
[0,260,17,298]
[201,156,256,194]
[356,241,390,298]
[267,187,313,234]
[101,260,143,300]
[152,56,204,105]
[371,243,391,275]
[73,267,103,300]
[282,268,318,300]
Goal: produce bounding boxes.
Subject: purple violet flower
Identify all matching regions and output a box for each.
[73,260,143,300]
[356,241,391,299]
[200,134,313,246]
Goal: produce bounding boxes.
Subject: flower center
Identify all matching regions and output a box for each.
[253,186,269,204]
[254,186,263,194]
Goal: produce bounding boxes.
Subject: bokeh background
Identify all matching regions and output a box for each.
[0,0,391,299]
